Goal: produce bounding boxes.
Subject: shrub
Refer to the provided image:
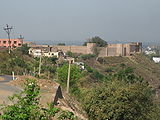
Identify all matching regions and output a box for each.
[0,79,77,120]
[58,111,77,120]
[0,79,59,120]
[83,80,159,120]
[80,54,96,60]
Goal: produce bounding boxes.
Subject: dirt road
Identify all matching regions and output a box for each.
[0,75,21,105]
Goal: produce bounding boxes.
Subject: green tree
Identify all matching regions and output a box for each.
[57,43,65,46]
[17,44,30,55]
[57,64,82,86]
[83,80,159,120]
[57,64,83,95]
[83,36,107,47]
[114,67,143,84]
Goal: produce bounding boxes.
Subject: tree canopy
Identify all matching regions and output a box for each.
[83,36,107,47]
[57,64,83,95]
[57,43,65,46]
[83,79,159,120]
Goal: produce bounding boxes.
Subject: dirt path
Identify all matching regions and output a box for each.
[0,75,21,105]
[0,77,4,81]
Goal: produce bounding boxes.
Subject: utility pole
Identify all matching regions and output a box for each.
[67,60,71,94]
[38,54,42,76]
[38,47,42,76]
[12,71,15,80]
[3,24,13,54]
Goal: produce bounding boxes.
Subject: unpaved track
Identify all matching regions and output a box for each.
[0,75,21,104]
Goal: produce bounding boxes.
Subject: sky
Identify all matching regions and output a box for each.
[0,0,160,45]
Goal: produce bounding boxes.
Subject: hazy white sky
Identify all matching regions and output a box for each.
[0,0,160,44]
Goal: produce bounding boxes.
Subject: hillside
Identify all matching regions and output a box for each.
[81,54,160,102]
[1,48,160,119]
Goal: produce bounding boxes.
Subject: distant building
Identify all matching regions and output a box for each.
[29,48,42,57]
[0,38,23,48]
[153,57,160,63]
[29,46,65,58]
[144,46,156,55]
[145,50,156,55]
[43,51,64,58]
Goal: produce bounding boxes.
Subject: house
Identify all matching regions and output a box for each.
[29,46,65,58]
[29,48,42,57]
[153,57,160,63]
[43,51,64,58]
[144,47,156,55]
[0,38,23,48]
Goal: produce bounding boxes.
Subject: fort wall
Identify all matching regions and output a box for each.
[53,45,88,54]
[52,43,95,54]
[30,42,142,57]
[98,47,107,57]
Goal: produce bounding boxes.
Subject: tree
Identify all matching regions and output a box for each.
[57,64,83,95]
[114,67,143,84]
[17,44,30,55]
[57,64,82,86]
[57,43,65,46]
[91,45,102,58]
[83,80,159,120]
[83,36,107,47]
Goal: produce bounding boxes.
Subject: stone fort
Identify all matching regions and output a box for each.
[30,42,142,57]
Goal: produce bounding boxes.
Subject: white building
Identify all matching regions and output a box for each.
[45,51,65,58]
[144,46,156,55]
[145,50,156,55]
[29,47,65,58]
[29,48,42,57]
[153,57,160,63]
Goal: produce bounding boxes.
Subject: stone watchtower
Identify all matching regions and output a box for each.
[87,43,96,54]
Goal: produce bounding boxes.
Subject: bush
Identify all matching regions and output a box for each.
[85,65,93,73]
[105,67,114,73]
[57,64,83,95]
[90,71,104,82]
[0,79,77,120]
[0,79,59,120]
[58,111,77,120]
[80,54,96,60]
[83,80,159,120]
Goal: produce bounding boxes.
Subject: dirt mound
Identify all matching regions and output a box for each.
[9,76,59,92]
[8,76,88,119]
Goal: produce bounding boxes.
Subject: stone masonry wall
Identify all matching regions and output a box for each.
[54,45,87,54]
[32,42,142,57]
[53,43,95,54]
[98,47,107,57]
